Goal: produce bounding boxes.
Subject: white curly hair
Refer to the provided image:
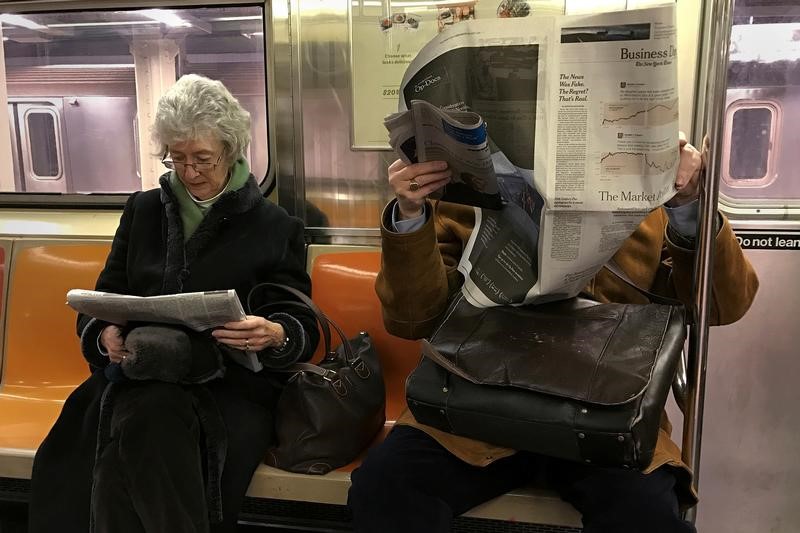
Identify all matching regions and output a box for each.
[153,74,251,167]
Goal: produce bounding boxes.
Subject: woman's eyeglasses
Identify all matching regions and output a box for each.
[161,153,222,172]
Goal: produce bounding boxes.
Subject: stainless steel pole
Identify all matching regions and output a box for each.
[682,0,736,523]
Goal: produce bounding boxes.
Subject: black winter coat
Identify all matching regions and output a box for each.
[29,175,320,533]
[77,175,319,367]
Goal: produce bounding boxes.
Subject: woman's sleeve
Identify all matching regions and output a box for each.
[249,216,320,368]
[76,193,138,369]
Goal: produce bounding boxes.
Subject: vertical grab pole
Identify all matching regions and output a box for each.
[682,0,736,523]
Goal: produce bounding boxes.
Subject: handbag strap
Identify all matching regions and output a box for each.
[245,282,355,362]
[603,259,683,307]
[251,298,332,355]
[283,362,337,379]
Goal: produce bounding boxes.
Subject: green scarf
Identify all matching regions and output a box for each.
[168,158,251,242]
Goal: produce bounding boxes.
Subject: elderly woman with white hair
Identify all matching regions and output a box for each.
[29,74,319,533]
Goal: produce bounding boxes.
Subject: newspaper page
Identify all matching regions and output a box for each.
[394,4,678,306]
[66,289,247,332]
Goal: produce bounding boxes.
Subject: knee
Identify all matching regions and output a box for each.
[577,469,692,533]
[348,443,454,533]
[348,451,411,533]
[348,445,407,511]
[349,451,390,504]
[111,382,196,441]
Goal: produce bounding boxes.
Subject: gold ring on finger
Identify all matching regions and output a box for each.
[409,180,421,192]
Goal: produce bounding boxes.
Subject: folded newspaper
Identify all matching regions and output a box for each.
[67,289,246,331]
[384,99,503,209]
[66,289,263,372]
[390,4,680,307]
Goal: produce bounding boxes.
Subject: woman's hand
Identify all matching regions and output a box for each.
[389,159,452,220]
[666,132,703,207]
[99,325,129,363]
[212,315,286,352]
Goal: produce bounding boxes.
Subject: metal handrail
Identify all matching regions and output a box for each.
[681,0,736,523]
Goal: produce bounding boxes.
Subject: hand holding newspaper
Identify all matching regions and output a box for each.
[384,99,503,209]
[66,289,246,332]
[67,289,264,371]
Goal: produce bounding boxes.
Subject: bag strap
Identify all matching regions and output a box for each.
[283,362,338,379]
[251,298,333,356]
[604,259,684,307]
[245,282,355,362]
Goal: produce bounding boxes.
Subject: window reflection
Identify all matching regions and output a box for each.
[729,107,772,180]
[1,7,268,195]
[26,111,60,178]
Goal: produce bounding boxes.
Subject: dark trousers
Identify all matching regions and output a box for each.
[348,425,696,533]
[29,364,280,533]
[92,381,211,533]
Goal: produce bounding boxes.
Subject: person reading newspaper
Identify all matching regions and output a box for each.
[29,75,319,533]
[346,133,758,532]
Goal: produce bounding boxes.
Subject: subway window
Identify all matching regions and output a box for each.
[25,108,61,179]
[723,102,777,186]
[720,17,800,208]
[0,7,268,196]
[729,107,771,180]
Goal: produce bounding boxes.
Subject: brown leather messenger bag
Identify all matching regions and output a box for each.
[406,263,687,470]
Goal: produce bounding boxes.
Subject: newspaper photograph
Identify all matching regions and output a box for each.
[66,289,247,332]
[390,4,679,306]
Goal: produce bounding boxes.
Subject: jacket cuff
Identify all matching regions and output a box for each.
[663,199,699,238]
[79,318,112,369]
[665,211,722,251]
[380,199,438,247]
[390,201,429,234]
[260,312,308,369]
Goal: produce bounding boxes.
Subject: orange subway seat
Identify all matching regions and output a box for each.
[0,242,109,451]
[310,252,420,423]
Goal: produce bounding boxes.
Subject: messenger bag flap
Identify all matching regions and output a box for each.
[421,295,686,406]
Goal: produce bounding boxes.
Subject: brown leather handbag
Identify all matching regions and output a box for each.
[406,268,686,470]
[249,283,386,475]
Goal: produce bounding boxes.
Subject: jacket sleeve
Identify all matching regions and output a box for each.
[76,192,140,369]
[375,200,473,339]
[664,212,759,325]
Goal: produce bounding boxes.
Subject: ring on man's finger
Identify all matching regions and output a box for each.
[245,339,250,350]
[409,180,421,192]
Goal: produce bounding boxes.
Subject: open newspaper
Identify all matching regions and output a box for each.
[392,4,679,307]
[67,289,263,371]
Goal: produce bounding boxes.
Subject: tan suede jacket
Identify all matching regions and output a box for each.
[375,200,759,507]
